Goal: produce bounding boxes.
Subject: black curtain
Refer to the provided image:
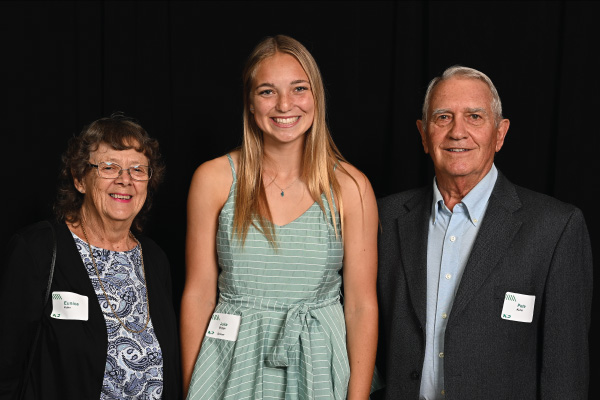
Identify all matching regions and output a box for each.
[2,0,598,387]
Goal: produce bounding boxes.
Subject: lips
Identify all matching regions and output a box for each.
[446,148,470,152]
[271,116,300,127]
[110,193,132,200]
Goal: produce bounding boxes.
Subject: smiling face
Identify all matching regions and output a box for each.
[250,52,315,146]
[74,142,149,227]
[417,77,510,189]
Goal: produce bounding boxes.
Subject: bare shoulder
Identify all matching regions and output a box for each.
[189,152,237,208]
[334,162,378,245]
[335,161,373,199]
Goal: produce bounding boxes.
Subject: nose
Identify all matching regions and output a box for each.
[448,116,468,140]
[114,168,133,185]
[276,92,292,113]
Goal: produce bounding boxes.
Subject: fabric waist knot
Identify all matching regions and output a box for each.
[218,293,341,368]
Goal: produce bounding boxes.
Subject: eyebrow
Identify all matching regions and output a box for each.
[465,107,488,114]
[256,83,275,89]
[101,158,146,166]
[431,108,452,116]
[431,107,489,115]
[255,80,310,90]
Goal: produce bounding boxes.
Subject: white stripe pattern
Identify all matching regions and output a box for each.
[186,155,350,400]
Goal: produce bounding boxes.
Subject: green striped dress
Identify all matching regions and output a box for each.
[186,155,379,399]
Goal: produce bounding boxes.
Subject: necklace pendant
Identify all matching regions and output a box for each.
[281,190,285,197]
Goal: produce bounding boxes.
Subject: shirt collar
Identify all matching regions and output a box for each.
[431,164,498,226]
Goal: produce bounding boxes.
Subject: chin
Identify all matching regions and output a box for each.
[106,212,136,223]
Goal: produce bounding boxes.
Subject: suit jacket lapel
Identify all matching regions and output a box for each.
[397,187,432,328]
[450,173,523,320]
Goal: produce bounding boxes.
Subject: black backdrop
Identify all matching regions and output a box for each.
[2,0,598,388]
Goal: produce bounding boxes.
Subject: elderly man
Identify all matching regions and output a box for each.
[375,66,592,399]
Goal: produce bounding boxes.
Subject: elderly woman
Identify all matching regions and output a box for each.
[0,114,180,399]
[181,35,382,399]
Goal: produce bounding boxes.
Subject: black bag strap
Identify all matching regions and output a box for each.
[19,220,57,399]
[43,221,57,303]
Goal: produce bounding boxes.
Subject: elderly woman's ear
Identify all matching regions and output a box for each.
[73,173,86,193]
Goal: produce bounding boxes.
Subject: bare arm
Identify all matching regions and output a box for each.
[181,156,232,398]
[338,163,379,399]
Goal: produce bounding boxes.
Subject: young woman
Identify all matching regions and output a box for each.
[181,35,381,399]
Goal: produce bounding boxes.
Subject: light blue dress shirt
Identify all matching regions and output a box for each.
[419,165,498,399]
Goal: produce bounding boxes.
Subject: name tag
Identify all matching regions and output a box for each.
[51,291,88,321]
[501,292,535,323]
[205,312,241,341]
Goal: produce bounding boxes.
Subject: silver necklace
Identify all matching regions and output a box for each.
[264,172,300,197]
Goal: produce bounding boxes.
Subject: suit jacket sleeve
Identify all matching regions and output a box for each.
[540,208,593,398]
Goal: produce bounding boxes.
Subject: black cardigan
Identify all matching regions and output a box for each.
[0,221,181,399]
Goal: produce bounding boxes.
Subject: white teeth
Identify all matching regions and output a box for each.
[448,149,468,152]
[273,116,299,124]
[111,194,132,200]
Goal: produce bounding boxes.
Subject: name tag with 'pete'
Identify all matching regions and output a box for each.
[501,292,535,323]
[51,291,88,321]
[205,312,241,341]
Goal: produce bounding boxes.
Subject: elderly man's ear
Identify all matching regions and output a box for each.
[495,119,510,152]
[416,120,429,154]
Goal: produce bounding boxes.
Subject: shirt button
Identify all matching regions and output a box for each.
[450,235,456,242]
[442,313,448,319]
[441,389,446,395]
[473,218,478,223]
[445,273,452,280]
[439,352,444,358]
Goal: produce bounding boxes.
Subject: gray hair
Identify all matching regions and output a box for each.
[421,65,503,128]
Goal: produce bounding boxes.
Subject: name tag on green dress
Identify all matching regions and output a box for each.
[205,313,241,341]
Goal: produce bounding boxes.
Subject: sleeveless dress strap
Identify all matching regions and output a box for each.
[329,160,342,214]
[226,153,237,181]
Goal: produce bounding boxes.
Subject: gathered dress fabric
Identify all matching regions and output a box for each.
[186,154,351,400]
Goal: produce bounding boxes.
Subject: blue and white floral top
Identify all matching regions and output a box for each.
[72,232,164,399]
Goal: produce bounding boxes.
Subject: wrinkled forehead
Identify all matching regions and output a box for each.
[430,77,493,111]
[90,141,148,164]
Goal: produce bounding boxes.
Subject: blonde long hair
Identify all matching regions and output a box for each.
[234,35,352,244]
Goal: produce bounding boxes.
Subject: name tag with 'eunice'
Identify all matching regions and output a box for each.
[51,291,88,321]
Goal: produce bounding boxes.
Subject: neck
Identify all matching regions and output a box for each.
[262,140,304,178]
[74,206,134,251]
[435,165,493,211]
[435,175,480,212]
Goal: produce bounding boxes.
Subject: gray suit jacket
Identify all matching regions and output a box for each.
[374,172,593,399]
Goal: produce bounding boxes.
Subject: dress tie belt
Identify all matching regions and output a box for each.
[266,296,340,367]
[218,293,340,367]
[218,293,345,399]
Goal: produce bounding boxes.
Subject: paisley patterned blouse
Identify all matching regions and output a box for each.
[71,232,164,399]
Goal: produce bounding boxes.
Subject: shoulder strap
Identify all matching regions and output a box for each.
[226,153,237,181]
[44,221,57,304]
[19,220,57,399]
